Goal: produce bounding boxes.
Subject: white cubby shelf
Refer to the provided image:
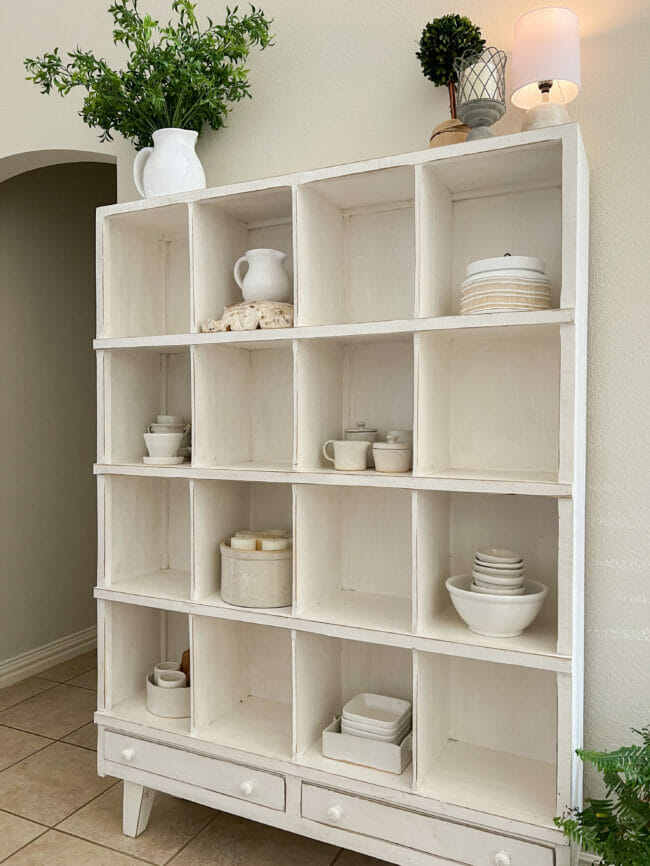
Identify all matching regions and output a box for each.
[96,125,587,863]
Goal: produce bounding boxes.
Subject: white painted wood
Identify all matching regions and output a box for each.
[417,325,561,481]
[96,127,587,862]
[193,343,293,468]
[122,781,155,837]
[302,784,554,865]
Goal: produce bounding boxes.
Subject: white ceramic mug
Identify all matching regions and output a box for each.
[153,661,180,685]
[157,670,187,689]
[322,439,369,471]
[233,248,291,303]
[143,431,184,458]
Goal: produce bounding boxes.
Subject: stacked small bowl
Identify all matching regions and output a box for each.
[471,547,525,595]
[340,694,411,744]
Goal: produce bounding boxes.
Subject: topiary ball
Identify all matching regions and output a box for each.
[417,14,485,87]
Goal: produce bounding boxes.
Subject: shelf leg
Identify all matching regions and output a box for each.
[122,781,155,837]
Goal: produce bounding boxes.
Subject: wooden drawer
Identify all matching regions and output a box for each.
[105,731,285,812]
[301,784,553,866]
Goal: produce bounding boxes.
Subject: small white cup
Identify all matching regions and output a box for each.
[157,670,187,689]
[322,439,368,471]
[231,536,257,551]
[154,661,180,685]
[143,432,184,458]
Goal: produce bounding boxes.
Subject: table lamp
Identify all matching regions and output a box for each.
[511,7,580,131]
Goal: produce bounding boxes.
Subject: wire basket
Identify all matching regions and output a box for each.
[455,47,507,140]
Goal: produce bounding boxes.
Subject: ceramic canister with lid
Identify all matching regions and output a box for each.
[459,255,552,315]
[344,421,377,467]
[372,433,412,473]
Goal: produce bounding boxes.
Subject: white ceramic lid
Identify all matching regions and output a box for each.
[344,420,377,434]
[373,433,410,451]
[466,255,546,278]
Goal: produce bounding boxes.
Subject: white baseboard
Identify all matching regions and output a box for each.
[0,625,97,689]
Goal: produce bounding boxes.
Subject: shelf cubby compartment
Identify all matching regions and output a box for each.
[415,491,559,656]
[192,186,294,331]
[193,342,293,470]
[101,204,190,337]
[102,475,190,601]
[296,335,414,472]
[100,347,190,466]
[296,166,415,325]
[415,652,557,825]
[294,632,413,790]
[416,324,560,483]
[102,601,190,734]
[295,485,412,633]
[192,619,292,761]
[417,140,563,317]
[193,479,292,610]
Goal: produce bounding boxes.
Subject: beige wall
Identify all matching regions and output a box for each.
[0,163,116,660]
[0,0,648,793]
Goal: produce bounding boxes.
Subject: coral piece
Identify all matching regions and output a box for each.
[201,301,294,332]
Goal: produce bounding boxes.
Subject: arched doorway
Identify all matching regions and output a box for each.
[0,158,116,679]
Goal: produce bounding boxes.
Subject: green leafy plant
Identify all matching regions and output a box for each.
[554,727,650,866]
[416,14,484,118]
[25,0,273,150]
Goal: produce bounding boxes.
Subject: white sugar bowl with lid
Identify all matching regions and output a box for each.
[372,433,412,473]
[344,421,377,467]
[460,254,552,315]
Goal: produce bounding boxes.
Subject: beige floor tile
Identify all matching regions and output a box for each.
[62,722,97,751]
[169,812,339,865]
[0,742,115,825]
[0,679,57,713]
[0,810,46,860]
[335,850,392,865]
[0,726,52,771]
[67,669,98,691]
[37,650,97,684]
[0,684,96,739]
[60,783,215,865]
[3,830,147,865]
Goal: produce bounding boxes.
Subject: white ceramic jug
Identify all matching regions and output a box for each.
[233,249,291,303]
[133,128,206,199]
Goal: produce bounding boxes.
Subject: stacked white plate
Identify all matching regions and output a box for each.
[471,547,525,595]
[341,693,411,744]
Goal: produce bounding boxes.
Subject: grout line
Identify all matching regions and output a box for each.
[330,850,345,865]
[0,681,59,712]
[164,811,220,865]
[53,826,158,865]
[51,777,122,829]
[0,818,48,864]
[0,738,55,774]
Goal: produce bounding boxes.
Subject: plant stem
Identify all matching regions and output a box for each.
[448,81,457,119]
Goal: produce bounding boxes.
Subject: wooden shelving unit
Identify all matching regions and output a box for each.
[96,124,588,866]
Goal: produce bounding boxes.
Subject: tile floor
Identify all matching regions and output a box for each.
[0,653,387,865]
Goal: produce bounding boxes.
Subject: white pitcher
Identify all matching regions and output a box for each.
[233,249,291,303]
[133,128,206,199]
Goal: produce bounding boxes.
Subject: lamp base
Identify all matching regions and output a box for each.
[521,101,570,131]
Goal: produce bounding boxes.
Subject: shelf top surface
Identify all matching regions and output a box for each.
[98,124,582,221]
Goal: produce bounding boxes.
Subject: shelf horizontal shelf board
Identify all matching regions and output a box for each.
[98,125,577,221]
[94,709,565,844]
[94,464,572,497]
[109,569,190,602]
[196,697,292,762]
[417,740,557,828]
[108,694,191,736]
[299,591,412,635]
[94,309,574,350]
[94,587,571,673]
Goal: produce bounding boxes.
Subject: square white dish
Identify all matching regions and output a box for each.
[342,693,411,729]
[322,717,412,774]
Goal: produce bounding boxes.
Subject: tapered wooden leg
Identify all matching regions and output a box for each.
[122,781,155,837]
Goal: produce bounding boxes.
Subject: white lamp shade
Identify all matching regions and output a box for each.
[511,7,580,108]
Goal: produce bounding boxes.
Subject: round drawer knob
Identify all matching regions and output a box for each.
[120,747,135,762]
[239,780,254,797]
[327,805,343,823]
[495,853,511,866]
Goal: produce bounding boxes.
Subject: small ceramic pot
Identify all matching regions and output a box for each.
[157,670,187,688]
[143,431,183,458]
[372,434,412,473]
[145,674,190,718]
[220,542,292,608]
[153,661,180,685]
[322,439,369,471]
[344,421,377,467]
